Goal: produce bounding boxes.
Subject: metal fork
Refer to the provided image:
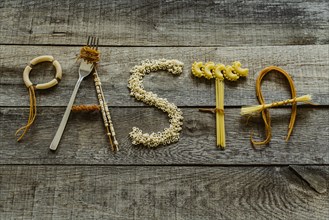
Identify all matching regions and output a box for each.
[50,36,97,151]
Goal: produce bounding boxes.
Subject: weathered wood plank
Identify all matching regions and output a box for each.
[290,165,328,194]
[0,0,328,46]
[1,165,328,220]
[1,107,328,165]
[1,45,328,107]
[1,2,328,220]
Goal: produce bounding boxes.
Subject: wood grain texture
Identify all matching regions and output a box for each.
[1,1,329,218]
[1,45,328,107]
[290,165,328,194]
[1,165,328,220]
[0,0,328,46]
[1,107,328,165]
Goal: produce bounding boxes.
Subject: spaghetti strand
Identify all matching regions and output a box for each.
[15,86,37,141]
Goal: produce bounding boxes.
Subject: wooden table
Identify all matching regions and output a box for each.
[1,1,328,219]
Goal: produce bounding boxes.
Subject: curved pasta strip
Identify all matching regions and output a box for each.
[232,61,248,77]
[223,65,239,81]
[203,62,215,79]
[214,64,225,80]
[191,61,204,78]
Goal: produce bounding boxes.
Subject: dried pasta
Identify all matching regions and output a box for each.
[128,59,184,147]
[241,66,314,146]
[191,61,248,149]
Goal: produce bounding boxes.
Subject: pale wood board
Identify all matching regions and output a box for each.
[0,45,328,107]
[1,165,328,220]
[0,0,328,46]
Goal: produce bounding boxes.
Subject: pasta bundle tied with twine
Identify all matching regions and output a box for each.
[241,95,312,115]
[241,66,314,146]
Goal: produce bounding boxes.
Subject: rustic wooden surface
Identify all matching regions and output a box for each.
[1,45,329,107]
[1,166,329,220]
[1,107,328,165]
[1,0,328,46]
[0,0,328,219]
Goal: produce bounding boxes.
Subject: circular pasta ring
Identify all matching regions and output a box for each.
[203,62,215,79]
[23,55,62,89]
[191,61,204,77]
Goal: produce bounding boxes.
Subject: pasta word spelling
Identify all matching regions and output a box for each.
[128,59,184,147]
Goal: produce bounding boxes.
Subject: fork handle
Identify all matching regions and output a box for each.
[50,77,83,151]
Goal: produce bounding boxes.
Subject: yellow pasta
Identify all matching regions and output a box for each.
[214,64,225,80]
[223,65,239,81]
[16,56,62,142]
[232,61,249,77]
[191,61,204,78]
[191,61,248,149]
[203,62,215,79]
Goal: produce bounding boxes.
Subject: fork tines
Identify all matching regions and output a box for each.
[87,36,99,50]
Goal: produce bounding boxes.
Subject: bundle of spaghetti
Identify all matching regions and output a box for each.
[241,95,312,115]
[242,66,314,146]
[216,78,225,147]
[15,86,37,141]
